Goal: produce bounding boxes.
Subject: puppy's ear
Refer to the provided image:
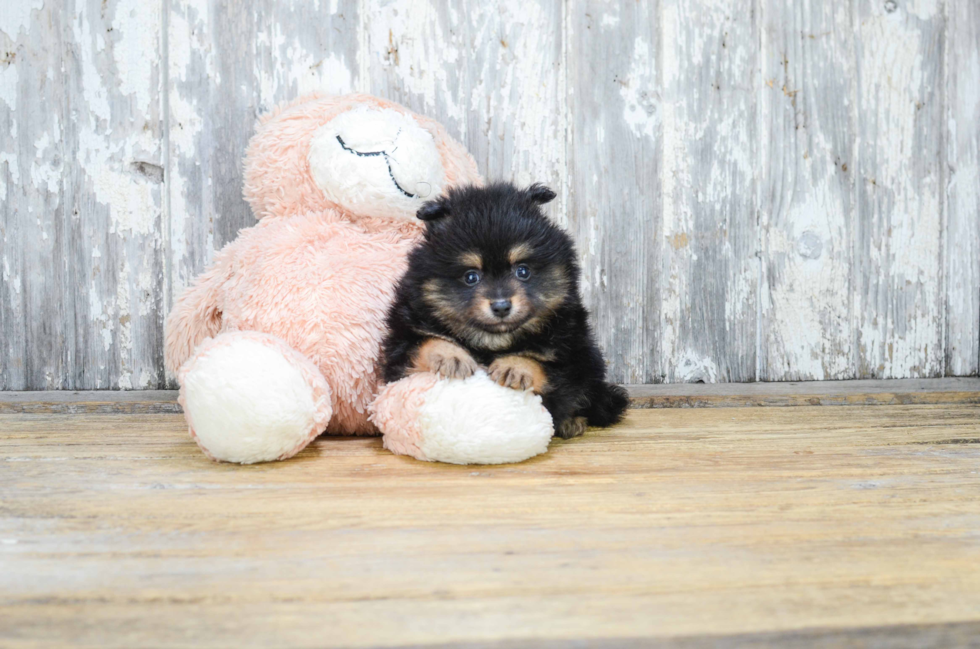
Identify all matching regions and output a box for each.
[525,183,557,205]
[417,197,451,222]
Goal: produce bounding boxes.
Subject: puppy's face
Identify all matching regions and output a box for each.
[424,243,571,338]
[414,183,577,350]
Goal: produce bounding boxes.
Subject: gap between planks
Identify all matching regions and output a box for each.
[0,377,978,414]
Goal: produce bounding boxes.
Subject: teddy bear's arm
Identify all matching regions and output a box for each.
[164,251,234,376]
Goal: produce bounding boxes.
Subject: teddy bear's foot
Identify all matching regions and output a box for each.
[177,331,333,464]
[370,371,554,465]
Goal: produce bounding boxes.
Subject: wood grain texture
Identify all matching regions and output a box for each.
[854,0,945,379]
[759,0,855,381]
[659,0,759,383]
[362,0,565,213]
[165,0,360,333]
[65,0,167,391]
[2,404,980,646]
[945,0,980,377]
[1,0,167,390]
[566,1,660,384]
[2,0,979,388]
[0,1,69,390]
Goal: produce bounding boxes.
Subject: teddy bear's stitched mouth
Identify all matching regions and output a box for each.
[335,134,417,199]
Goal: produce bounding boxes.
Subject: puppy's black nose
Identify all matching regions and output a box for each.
[490,299,512,318]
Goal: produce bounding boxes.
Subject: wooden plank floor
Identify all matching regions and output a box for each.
[2,400,980,647]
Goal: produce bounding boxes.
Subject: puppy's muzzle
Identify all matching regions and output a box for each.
[490,299,512,318]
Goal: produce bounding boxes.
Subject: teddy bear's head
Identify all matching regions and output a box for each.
[243,94,481,223]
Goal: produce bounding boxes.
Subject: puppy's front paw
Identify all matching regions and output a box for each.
[413,339,478,380]
[489,356,547,393]
[555,416,588,439]
[431,353,477,380]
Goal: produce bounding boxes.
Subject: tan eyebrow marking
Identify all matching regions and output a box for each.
[458,251,482,269]
[508,243,534,264]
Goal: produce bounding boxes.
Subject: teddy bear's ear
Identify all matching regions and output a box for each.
[525,183,557,205]
[417,197,451,222]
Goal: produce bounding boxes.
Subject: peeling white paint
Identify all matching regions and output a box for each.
[2,0,975,388]
[0,151,17,202]
[166,7,202,289]
[89,287,112,352]
[600,14,620,28]
[620,37,658,140]
[659,96,690,380]
[766,165,852,379]
[470,0,564,220]
[137,265,154,316]
[167,1,211,294]
[72,3,161,239]
[31,120,62,195]
[2,256,21,295]
[0,61,18,110]
[111,0,159,115]
[758,0,857,382]
[259,48,352,107]
[137,367,155,388]
[366,0,463,124]
[856,1,943,377]
[907,0,939,20]
[946,7,980,376]
[72,11,111,124]
[115,257,134,387]
[274,7,352,99]
[0,0,44,39]
[78,126,158,235]
[674,350,719,383]
[659,0,758,382]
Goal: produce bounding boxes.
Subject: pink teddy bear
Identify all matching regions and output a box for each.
[165,94,554,465]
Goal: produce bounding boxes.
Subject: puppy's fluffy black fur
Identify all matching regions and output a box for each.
[382,182,628,439]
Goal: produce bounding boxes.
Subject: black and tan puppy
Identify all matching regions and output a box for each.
[381,182,628,439]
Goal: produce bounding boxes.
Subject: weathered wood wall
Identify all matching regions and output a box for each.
[1,0,978,389]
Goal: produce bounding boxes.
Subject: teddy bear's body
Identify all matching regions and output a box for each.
[165,94,555,465]
[167,212,420,434]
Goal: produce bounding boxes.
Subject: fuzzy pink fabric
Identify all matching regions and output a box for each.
[177,331,334,461]
[165,94,482,438]
[370,373,442,461]
[167,210,419,435]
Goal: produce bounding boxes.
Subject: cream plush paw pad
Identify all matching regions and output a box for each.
[178,332,333,464]
[372,371,554,465]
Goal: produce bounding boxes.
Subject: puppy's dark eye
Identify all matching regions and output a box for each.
[514,264,531,281]
[463,270,482,286]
